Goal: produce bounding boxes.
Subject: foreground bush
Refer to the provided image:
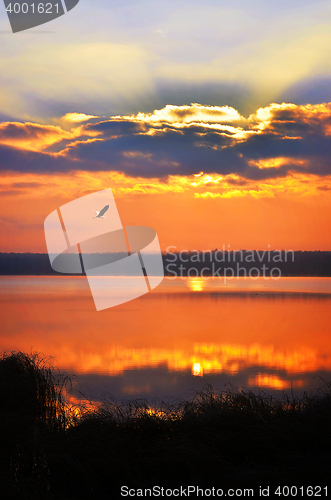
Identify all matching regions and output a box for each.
[0,352,330,498]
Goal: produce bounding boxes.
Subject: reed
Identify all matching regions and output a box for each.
[1,352,330,498]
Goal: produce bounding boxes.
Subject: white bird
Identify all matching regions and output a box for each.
[93,204,109,219]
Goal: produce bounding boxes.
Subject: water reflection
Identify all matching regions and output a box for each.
[188,277,205,292]
[248,374,304,390]
[1,277,330,400]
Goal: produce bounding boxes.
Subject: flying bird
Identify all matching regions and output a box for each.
[93,204,109,219]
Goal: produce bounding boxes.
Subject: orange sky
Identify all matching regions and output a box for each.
[0,170,330,252]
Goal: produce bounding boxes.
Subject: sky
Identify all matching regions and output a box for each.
[0,0,331,252]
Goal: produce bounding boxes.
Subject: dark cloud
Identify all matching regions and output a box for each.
[65,126,247,177]
[12,182,44,188]
[1,102,331,180]
[0,181,46,196]
[84,120,148,137]
[0,190,23,196]
[226,178,249,186]
[0,144,75,173]
[234,133,331,177]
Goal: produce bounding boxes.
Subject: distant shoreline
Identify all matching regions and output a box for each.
[0,251,331,276]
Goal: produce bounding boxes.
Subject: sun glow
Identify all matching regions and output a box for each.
[192,362,203,376]
[188,278,205,292]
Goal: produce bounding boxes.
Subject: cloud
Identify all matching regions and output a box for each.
[1,168,330,205]
[0,102,331,182]
[61,113,99,123]
[0,122,77,152]
[0,143,72,172]
[119,104,245,126]
[0,215,41,231]
[0,120,102,153]
[249,102,331,136]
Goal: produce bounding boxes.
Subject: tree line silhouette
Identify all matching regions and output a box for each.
[0,251,330,276]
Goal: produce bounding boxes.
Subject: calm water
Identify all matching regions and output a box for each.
[1,276,331,403]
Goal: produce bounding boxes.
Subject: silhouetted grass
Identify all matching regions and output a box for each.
[1,352,331,498]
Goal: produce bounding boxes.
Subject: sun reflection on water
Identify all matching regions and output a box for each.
[188,277,206,292]
[192,362,203,376]
[248,374,304,390]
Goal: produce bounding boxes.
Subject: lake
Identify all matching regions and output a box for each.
[1,276,331,403]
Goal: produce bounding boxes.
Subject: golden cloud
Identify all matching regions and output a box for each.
[1,170,330,202]
[114,103,245,127]
[0,122,76,152]
[61,113,99,123]
[249,102,331,135]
